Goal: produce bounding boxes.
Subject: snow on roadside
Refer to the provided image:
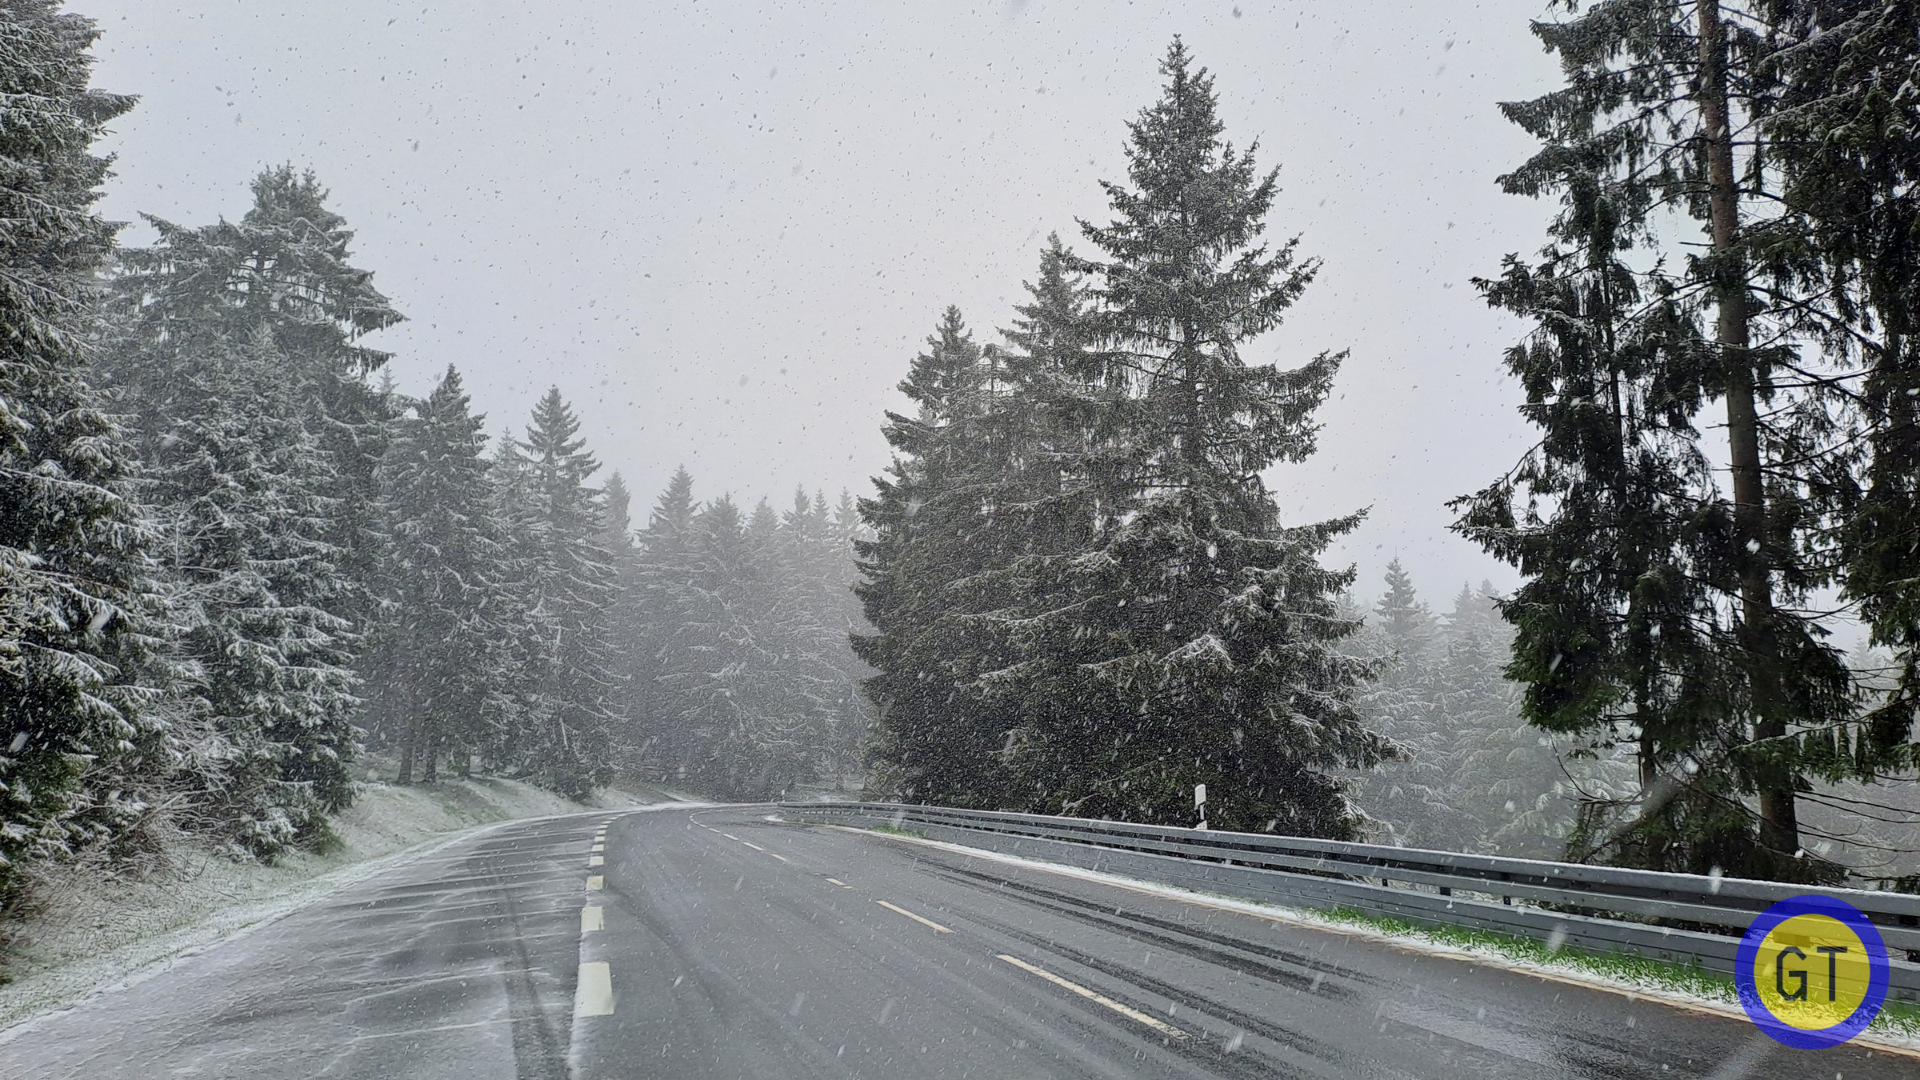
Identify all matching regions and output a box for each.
[0,776,664,1035]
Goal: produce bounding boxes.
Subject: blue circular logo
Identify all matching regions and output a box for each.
[1736,894,1889,1049]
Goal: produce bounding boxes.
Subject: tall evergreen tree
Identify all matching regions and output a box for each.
[104,171,398,853]
[1764,0,1920,770]
[0,0,159,895]
[854,307,1021,805]
[494,388,619,797]
[1454,0,1881,878]
[977,42,1389,834]
[365,366,511,785]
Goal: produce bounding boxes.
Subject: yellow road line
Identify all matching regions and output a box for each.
[587,875,603,890]
[575,961,615,1017]
[582,905,604,933]
[875,900,953,934]
[996,954,1186,1039]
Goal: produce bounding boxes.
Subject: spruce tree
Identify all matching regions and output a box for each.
[854,308,1020,805]
[366,366,511,784]
[105,171,398,852]
[1454,0,1872,878]
[1764,0,1920,771]
[0,0,159,894]
[983,42,1389,834]
[494,388,619,797]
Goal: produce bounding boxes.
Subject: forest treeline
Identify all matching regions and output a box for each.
[855,11,1920,886]
[7,0,1920,909]
[0,1,867,904]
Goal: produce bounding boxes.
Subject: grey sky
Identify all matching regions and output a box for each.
[82,0,1568,605]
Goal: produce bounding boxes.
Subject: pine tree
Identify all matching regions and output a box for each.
[980,42,1389,835]
[631,467,698,781]
[122,331,358,854]
[365,366,512,785]
[104,171,399,853]
[1453,0,1871,878]
[117,167,403,643]
[0,0,159,895]
[493,388,619,797]
[1764,0,1920,773]
[854,308,1021,805]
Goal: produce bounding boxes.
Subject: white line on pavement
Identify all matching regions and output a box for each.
[582,905,604,933]
[874,900,954,934]
[996,954,1187,1039]
[575,962,615,1017]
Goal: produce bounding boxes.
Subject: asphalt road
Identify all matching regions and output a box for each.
[4,805,1915,1078]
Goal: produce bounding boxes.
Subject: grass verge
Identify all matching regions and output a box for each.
[1314,904,1920,1043]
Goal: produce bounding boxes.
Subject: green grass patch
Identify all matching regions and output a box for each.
[869,824,929,840]
[1313,905,1920,1042]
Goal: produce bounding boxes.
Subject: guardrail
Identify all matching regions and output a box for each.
[778,801,1920,1003]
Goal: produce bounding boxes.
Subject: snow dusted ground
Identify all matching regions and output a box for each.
[0,776,668,1033]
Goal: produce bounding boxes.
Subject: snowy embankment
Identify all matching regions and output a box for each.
[0,775,665,1032]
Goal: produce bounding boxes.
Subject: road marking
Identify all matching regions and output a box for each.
[592,843,604,852]
[826,878,852,888]
[582,905,604,932]
[587,875,603,890]
[875,900,953,934]
[575,961,615,1017]
[722,833,741,841]
[741,841,766,851]
[996,954,1187,1039]
[768,852,791,863]
[589,855,604,867]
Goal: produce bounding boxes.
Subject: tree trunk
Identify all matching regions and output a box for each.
[1698,0,1798,856]
[397,720,416,786]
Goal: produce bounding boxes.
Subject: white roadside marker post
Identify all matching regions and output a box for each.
[1195,783,1208,831]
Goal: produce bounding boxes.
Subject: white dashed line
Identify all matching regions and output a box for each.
[996,954,1187,1039]
[582,906,604,932]
[875,900,953,934]
[575,962,615,1017]
[587,875,603,890]
[826,878,852,888]
[589,855,604,867]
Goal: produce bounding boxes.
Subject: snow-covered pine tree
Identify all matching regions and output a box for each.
[105,176,402,854]
[0,0,162,896]
[111,328,358,855]
[986,41,1389,835]
[493,388,619,797]
[1345,564,1445,847]
[365,366,513,785]
[630,467,698,781]
[117,168,403,651]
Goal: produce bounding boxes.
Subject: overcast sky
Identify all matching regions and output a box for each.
[80,0,1571,606]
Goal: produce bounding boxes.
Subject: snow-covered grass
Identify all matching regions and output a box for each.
[0,773,664,1033]
[825,822,1920,1058]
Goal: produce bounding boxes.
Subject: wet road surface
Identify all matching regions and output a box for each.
[4,804,1916,1078]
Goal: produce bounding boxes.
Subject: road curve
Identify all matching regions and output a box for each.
[4,804,1914,1078]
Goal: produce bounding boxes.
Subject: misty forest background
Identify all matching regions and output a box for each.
[5,0,1920,928]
